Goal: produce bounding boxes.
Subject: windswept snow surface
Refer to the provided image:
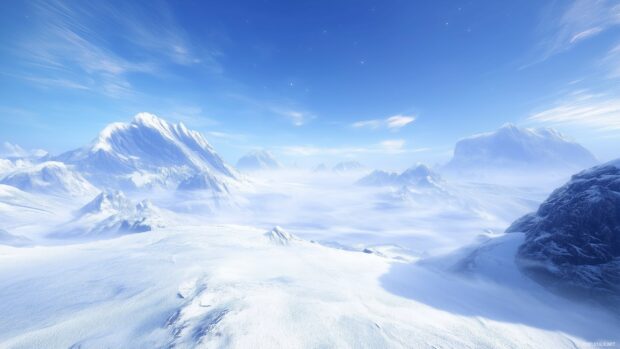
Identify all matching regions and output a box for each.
[0,165,617,348]
[0,116,617,348]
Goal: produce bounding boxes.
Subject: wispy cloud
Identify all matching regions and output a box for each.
[207,131,246,142]
[274,109,315,126]
[527,91,620,132]
[226,93,315,127]
[603,42,620,78]
[378,139,406,153]
[386,115,416,129]
[351,119,382,129]
[534,0,620,62]
[569,27,603,44]
[352,114,416,131]
[10,0,217,98]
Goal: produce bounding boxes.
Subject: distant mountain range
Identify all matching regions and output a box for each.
[357,163,442,189]
[236,150,281,171]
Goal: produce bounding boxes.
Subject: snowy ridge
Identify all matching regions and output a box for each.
[51,191,164,238]
[55,113,238,189]
[77,190,133,215]
[332,161,365,173]
[177,171,230,193]
[264,226,300,245]
[0,161,97,197]
[358,163,442,188]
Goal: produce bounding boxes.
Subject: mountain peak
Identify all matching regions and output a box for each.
[79,190,132,216]
[236,150,281,171]
[444,124,597,174]
[56,113,238,188]
[264,226,300,245]
[133,112,161,126]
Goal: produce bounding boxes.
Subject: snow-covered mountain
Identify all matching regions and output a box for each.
[177,171,229,193]
[506,159,620,298]
[332,161,365,173]
[444,124,597,175]
[264,226,300,245]
[55,113,238,188]
[0,161,98,197]
[77,190,133,216]
[236,150,281,171]
[51,190,164,238]
[358,163,442,188]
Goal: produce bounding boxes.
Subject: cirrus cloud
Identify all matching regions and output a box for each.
[352,114,416,131]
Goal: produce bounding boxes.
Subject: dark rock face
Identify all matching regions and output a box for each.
[507,162,620,296]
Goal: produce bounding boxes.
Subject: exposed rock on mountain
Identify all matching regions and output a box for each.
[507,159,620,298]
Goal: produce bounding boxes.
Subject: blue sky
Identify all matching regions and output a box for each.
[0,0,619,168]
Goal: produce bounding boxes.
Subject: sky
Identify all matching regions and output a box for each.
[0,0,619,169]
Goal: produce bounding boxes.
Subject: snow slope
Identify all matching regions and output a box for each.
[0,225,618,348]
[0,161,98,197]
[55,113,238,188]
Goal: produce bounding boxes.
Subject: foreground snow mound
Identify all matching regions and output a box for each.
[444,124,597,175]
[0,161,97,197]
[52,191,164,238]
[358,163,442,188]
[55,113,238,188]
[236,150,281,171]
[507,159,620,298]
[0,229,30,247]
[332,161,365,173]
[264,226,300,245]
